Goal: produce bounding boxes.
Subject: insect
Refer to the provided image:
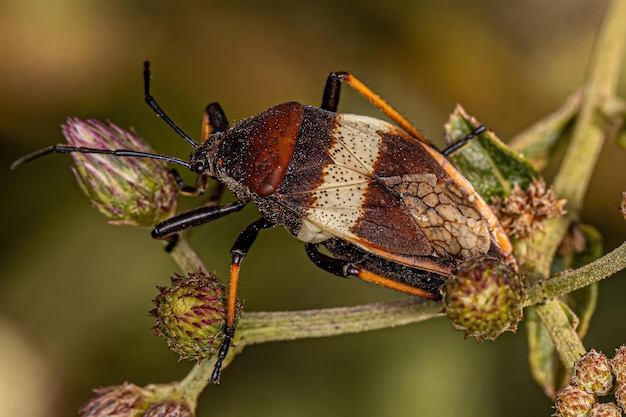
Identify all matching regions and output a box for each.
[12,62,516,382]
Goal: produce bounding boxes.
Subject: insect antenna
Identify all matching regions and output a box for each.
[10,144,190,170]
[143,61,199,148]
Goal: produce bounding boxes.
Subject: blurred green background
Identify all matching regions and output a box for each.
[1,1,626,416]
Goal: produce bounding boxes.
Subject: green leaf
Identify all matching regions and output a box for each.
[444,105,538,201]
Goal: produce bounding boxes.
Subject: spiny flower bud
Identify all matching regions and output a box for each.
[588,402,621,417]
[610,345,626,385]
[151,271,240,360]
[553,385,595,417]
[64,118,178,227]
[571,349,613,396]
[79,382,172,417]
[442,256,524,342]
[615,382,626,412]
[489,178,566,239]
[143,400,194,417]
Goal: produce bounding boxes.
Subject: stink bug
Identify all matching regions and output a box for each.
[12,62,516,383]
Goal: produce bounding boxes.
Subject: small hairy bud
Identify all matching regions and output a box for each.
[64,118,178,227]
[615,383,626,412]
[610,345,626,385]
[80,383,160,417]
[490,178,566,239]
[588,402,621,417]
[143,400,194,417]
[553,385,595,417]
[442,256,524,342]
[151,271,240,360]
[571,349,613,396]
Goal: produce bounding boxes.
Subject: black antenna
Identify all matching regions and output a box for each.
[143,61,198,148]
[10,144,190,170]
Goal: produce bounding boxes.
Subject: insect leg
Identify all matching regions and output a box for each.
[442,125,487,156]
[167,103,229,198]
[321,72,430,145]
[152,200,247,239]
[202,103,230,138]
[211,217,275,383]
[306,242,443,300]
[169,169,209,196]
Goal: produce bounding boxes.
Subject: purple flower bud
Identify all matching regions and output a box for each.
[63,118,178,227]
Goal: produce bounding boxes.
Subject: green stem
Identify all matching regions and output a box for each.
[524,241,626,306]
[521,0,626,378]
[237,299,442,345]
[167,235,442,401]
[534,300,585,374]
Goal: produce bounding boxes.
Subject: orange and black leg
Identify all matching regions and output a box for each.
[211,217,275,383]
[305,240,446,301]
[321,72,430,145]
[321,71,487,154]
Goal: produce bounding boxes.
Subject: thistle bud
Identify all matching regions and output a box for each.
[610,345,626,385]
[79,382,161,417]
[63,118,178,227]
[615,382,626,412]
[143,400,194,417]
[553,385,595,417]
[151,271,240,360]
[571,349,613,396]
[588,402,621,417]
[442,256,524,341]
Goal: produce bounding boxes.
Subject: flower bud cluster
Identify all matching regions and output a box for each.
[554,346,626,416]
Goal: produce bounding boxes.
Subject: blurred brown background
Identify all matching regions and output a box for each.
[1,1,625,416]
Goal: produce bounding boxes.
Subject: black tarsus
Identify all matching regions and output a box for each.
[211,324,236,383]
[169,169,208,196]
[442,125,487,156]
[305,243,359,278]
[210,217,275,383]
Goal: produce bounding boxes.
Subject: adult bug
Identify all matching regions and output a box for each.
[12,62,516,382]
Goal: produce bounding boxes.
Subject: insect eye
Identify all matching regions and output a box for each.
[193,161,205,174]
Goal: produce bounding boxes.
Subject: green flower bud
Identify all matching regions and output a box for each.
[64,118,178,227]
[571,349,613,396]
[554,385,595,417]
[151,271,240,360]
[442,256,524,342]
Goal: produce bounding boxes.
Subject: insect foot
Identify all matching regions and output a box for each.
[441,256,524,342]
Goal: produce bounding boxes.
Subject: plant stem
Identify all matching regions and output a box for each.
[236,299,442,345]
[534,300,585,374]
[167,235,443,400]
[525,0,626,276]
[524,241,626,306]
[521,0,626,378]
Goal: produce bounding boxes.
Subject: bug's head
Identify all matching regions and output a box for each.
[188,132,224,177]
